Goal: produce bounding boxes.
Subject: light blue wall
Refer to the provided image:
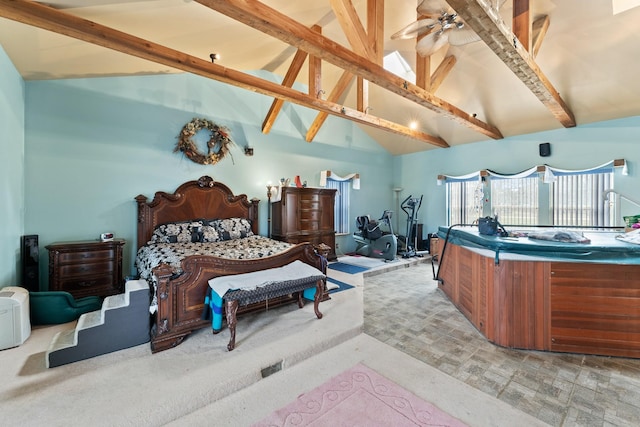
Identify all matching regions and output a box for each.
[0,45,25,288]
[23,73,394,287]
[395,117,640,235]
[4,52,640,290]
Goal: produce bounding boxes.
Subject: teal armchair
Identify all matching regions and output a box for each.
[29,291,103,325]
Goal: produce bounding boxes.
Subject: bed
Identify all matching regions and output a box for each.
[135,176,329,353]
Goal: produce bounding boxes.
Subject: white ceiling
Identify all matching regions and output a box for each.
[1,0,640,155]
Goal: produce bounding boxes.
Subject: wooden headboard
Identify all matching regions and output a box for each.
[135,176,260,249]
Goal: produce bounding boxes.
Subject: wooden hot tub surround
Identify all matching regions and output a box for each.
[436,227,640,359]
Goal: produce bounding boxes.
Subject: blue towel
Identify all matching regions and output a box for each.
[205,289,223,332]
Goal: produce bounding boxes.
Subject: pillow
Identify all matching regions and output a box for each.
[151,221,203,243]
[205,218,254,241]
[200,225,222,243]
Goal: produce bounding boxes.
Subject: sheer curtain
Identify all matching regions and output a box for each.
[320,171,359,234]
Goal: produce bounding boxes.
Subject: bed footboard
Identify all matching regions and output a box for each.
[150,243,329,353]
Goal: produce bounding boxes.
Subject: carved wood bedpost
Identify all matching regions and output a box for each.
[249,197,260,235]
[151,264,174,345]
[135,194,150,249]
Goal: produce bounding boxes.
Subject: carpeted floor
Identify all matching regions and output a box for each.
[0,257,545,427]
[253,363,468,426]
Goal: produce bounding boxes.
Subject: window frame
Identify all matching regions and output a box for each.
[445,162,619,229]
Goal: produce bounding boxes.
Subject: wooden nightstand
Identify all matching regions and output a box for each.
[46,239,125,298]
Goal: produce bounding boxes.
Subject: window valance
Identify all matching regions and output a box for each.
[320,170,360,189]
[438,159,627,185]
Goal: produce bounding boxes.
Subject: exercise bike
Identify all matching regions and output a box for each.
[353,210,398,262]
[399,194,423,258]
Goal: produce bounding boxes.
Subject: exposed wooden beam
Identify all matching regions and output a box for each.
[307,71,354,142]
[330,0,375,60]
[197,0,503,140]
[308,25,322,99]
[415,12,430,91]
[430,56,457,93]
[415,55,430,91]
[367,0,384,64]
[360,0,382,114]
[357,76,369,113]
[0,0,448,147]
[262,49,308,133]
[532,15,550,58]
[446,0,576,128]
[513,0,531,52]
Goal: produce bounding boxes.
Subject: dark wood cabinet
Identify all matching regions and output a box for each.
[271,187,337,261]
[46,239,125,298]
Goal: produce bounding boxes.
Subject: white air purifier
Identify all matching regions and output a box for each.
[0,287,31,350]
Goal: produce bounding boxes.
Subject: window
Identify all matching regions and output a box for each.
[445,162,619,228]
[447,179,484,225]
[551,170,613,227]
[326,178,350,234]
[490,175,539,225]
[321,171,359,235]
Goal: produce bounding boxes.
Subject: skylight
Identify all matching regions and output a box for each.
[383,51,416,85]
[612,0,640,14]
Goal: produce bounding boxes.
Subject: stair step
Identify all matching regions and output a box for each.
[46,281,150,368]
[126,280,148,292]
[104,293,126,309]
[47,329,76,353]
[77,310,103,330]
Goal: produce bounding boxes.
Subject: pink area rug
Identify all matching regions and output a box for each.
[253,363,468,426]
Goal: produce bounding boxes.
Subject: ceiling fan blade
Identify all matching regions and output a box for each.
[391,18,437,40]
[417,0,452,15]
[416,31,449,57]
[447,28,481,46]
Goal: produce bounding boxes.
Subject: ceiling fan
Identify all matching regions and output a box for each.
[391,0,505,57]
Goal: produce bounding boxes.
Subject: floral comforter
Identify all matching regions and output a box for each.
[135,235,294,313]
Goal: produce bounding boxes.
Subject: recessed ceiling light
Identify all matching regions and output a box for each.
[409,120,418,130]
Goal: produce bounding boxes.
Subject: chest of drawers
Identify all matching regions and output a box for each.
[271,187,337,260]
[46,239,125,298]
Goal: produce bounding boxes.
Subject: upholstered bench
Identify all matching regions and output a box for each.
[207,260,325,351]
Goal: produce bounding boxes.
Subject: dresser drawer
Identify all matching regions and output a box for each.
[299,219,320,231]
[59,277,117,299]
[59,260,115,277]
[299,199,320,210]
[299,209,320,222]
[58,249,115,264]
[59,275,115,293]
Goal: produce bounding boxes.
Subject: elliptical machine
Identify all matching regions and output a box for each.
[353,210,397,262]
[400,194,423,258]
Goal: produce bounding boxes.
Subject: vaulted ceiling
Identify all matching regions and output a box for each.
[1,0,639,155]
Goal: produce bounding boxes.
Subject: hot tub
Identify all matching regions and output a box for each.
[436,226,640,358]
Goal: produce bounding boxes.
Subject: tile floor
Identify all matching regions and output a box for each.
[362,261,640,427]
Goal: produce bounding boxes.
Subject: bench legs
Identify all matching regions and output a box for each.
[224,279,325,351]
[225,300,239,351]
[313,279,324,320]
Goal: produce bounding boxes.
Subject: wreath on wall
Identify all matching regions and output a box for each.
[174,118,234,165]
